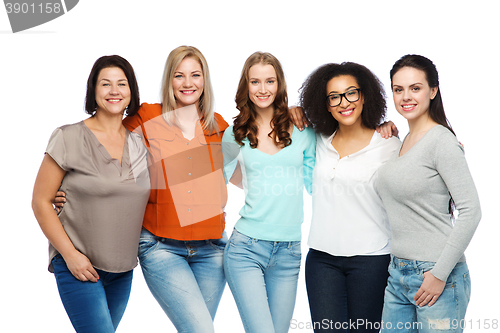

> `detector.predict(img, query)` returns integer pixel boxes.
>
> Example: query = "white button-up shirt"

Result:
[308,131,401,256]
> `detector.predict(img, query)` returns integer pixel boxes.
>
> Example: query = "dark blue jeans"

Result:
[51,254,133,333]
[305,249,390,332]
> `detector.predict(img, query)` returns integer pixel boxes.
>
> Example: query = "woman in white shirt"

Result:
[299,62,400,332]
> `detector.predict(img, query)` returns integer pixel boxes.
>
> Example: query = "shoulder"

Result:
[222,125,235,142]
[53,121,86,138]
[430,125,464,159]
[213,112,229,131]
[138,103,162,118]
[373,131,401,151]
[294,126,315,139]
[293,126,316,145]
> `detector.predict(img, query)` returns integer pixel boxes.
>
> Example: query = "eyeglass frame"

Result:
[326,88,361,107]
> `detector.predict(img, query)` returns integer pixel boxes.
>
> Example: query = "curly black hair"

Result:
[299,62,386,136]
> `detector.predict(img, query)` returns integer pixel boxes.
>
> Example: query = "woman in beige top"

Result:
[32,55,150,333]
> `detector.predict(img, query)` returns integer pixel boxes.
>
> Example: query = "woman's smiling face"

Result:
[326,75,364,128]
[391,66,438,124]
[172,57,204,109]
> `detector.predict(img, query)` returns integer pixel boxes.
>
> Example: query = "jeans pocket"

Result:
[138,237,159,262]
[287,241,302,258]
[209,236,228,252]
[229,229,256,247]
[463,270,471,304]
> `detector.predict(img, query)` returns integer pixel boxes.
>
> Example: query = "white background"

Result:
[1,1,498,332]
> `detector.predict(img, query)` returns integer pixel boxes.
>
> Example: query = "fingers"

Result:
[53,191,66,210]
[413,271,445,307]
[414,288,434,307]
[65,252,100,283]
[289,106,306,131]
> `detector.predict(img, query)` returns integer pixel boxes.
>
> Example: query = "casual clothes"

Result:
[123,103,229,240]
[223,125,316,333]
[305,130,400,332]
[376,125,481,281]
[222,125,316,241]
[376,125,481,332]
[122,103,229,332]
[45,121,150,273]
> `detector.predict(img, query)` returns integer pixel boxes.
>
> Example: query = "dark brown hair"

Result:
[233,52,291,148]
[85,55,140,117]
[390,54,455,135]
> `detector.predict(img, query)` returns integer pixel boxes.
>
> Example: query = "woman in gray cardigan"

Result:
[376,54,481,333]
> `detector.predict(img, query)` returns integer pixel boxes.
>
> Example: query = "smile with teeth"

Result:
[181,90,196,95]
[107,99,122,103]
[256,95,270,100]
[401,104,416,111]
[339,108,354,116]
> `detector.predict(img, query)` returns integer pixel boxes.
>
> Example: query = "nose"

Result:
[258,82,267,93]
[340,95,350,108]
[183,76,193,87]
[109,84,119,95]
[402,89,411,101]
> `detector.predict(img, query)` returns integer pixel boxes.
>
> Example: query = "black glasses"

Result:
[326,88,361,107]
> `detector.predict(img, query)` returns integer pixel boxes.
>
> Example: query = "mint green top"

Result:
[222,126,316,241]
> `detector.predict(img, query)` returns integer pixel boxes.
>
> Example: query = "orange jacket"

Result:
[123,103,229,240]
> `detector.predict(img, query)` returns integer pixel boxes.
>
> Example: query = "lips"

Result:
[401,104,417,112]
[256,95,270,101]
[339,108,354,116]
[180,90,196,95]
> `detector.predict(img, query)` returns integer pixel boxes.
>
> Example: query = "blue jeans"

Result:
[305,249,390,332]
[381,256,471,333]
[138,228,226,333]
[51,254,133,333]
[224,229,302,333]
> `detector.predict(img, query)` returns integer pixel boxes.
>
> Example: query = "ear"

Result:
[430,87,439,100]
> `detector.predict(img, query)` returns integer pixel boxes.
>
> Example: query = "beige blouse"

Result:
[45,121,150,273]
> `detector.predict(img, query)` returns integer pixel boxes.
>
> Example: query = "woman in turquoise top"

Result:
[222,52,316,333]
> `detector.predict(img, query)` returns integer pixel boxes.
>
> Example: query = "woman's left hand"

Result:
[413,271,446,307]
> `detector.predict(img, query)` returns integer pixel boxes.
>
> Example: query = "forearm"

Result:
[32,199,78,258]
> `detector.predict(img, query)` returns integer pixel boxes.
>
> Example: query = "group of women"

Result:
[32,45,481,333]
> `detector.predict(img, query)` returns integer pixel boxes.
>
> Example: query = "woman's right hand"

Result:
[63,250,100,283]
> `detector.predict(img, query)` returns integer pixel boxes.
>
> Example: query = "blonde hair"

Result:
[161,45,218,133]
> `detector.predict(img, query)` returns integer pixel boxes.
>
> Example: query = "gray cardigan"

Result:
[376,125,481,281]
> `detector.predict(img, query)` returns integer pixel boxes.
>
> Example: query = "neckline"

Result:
[398,124,440,158]
[81,121,129,171]
[254,125,296,156]
[328,129,377,159]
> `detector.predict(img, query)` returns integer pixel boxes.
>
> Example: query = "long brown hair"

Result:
[233,52,291,148]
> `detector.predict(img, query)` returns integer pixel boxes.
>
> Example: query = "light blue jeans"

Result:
[381,255,471,333]
[138,228,227,333]
[224,229,302,333]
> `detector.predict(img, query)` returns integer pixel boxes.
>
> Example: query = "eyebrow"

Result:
[174,70,202,74]
[328,86,358,94]
[99,78,128,82]
[393,82,423,87]
[249,76,277,80]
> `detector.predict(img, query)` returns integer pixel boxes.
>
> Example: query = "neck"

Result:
[407,112,437,136]
[255,105,275,128]
[336,121,371,139]
[175,104,200,125]
[90,111,124,134]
